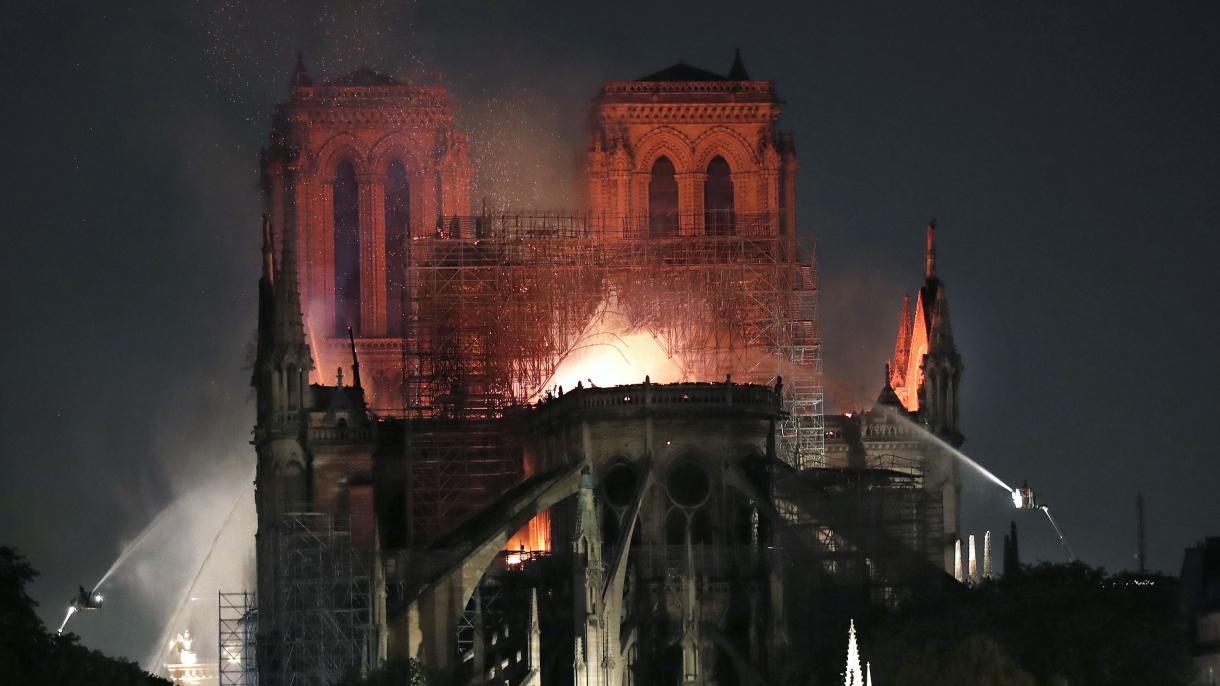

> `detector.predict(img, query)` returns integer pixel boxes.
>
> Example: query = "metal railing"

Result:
[425,211,783,242]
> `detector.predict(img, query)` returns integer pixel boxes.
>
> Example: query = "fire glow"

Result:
[536,298,686,400]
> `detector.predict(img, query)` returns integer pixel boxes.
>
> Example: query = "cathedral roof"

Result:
[636,62,729,82]
[324,66,402,87]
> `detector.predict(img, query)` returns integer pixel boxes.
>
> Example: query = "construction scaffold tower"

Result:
[773,454,945,603]
[399,211,825,538]
[269,513,375,686]
[219,591,258,686]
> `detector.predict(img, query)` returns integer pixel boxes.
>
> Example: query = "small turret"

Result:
[875,363,903,409]
[347,326,362,392]
[728,48,751,80]
[290,51,313,88]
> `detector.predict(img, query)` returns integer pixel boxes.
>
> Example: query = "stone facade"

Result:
[586,56,797,242]
[251,54,966,685]
[261,57,474,408]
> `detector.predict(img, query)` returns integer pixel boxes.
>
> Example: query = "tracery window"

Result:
[384,161,410,336]
[648,156,679,237]
[333,160,361,335]
[704,156,734,235]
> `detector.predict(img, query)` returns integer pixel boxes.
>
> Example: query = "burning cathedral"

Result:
[244,51,965,685]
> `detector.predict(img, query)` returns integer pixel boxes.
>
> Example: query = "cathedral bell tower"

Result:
[586,52,798,243]
[262,54,474,409]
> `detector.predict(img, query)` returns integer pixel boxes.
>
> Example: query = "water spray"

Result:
[889,410,1013,492]
[1040,505,1076,561]
[886,409,1078,563]
[146,484,250,672]
[55,503,181,635]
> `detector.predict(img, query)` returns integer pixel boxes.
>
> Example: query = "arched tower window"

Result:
[648,156,679,238]
[704,156,734,235]
[384,161,411,337]
[333,160,361,335]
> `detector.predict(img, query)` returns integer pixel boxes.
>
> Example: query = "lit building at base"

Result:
[165,630,217,686]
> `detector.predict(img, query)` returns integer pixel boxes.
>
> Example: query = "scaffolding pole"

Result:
[268,513,374,686]
[219,591,258,686]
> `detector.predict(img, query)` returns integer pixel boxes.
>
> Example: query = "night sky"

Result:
[2,0,1218,667]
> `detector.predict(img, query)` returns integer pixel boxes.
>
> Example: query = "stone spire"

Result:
[347,326,362,391]
[728,48,751,80]
[1003,520,1021,577]
[253,214,313,422]
[876,363,903,409]
[572,468,605,685]
[983,531,993,580]
[916,220,962,444]
[273,211,309,358]
[290,50,313,88]
[844,620,864,686]
[678,528,701,684]
[924,219,937,281]
[928,286,956,354]
[254,216,277,380]
[526,587,541,676]
[954,538,963,583]
[261,214,276,285]
[866,662,874,686]
[968,534,978,585]
[892,294,911,383]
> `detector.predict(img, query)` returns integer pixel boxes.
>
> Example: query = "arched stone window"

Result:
[384,161,411,336]
[332,160,361,335]
[704,156,734,235]
[602,509,620,550]
[648,156,679,237]
[281,461,307,511]
[690,509,713,545]
[665,509,687,545]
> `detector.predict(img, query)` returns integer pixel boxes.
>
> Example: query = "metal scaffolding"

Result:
[773,454,945,602]
[408,419,522,543]
[269,513,374,686]
[219,591,258,686]
[399,211,823,469]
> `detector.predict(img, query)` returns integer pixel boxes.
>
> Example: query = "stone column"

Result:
[317,181,336,337]
[781,152,799,254]
[687,172,707,235]
[414,170,439,239]
[291,170,314,317]
[676,172,701,236]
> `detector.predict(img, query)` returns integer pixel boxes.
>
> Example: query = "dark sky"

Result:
[3,0,1218,666]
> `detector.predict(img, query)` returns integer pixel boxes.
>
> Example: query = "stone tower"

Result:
[251,213,313,663]
[586,52,798,242]
[261,54,474,409]
[889,221,964,446]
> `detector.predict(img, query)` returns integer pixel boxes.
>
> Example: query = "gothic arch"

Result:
[632,126,695,173]
[313,133,368,180]
[692,126,757,174]
[369,133,425,176]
